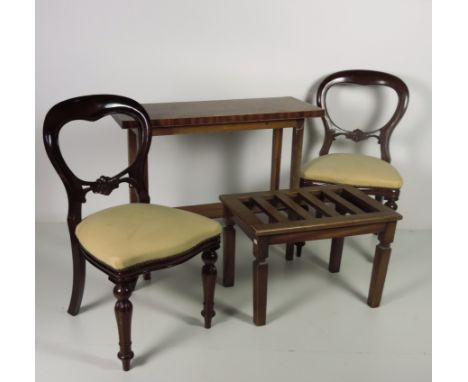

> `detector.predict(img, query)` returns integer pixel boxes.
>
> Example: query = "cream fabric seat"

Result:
[76,203,221,270]
[301,153,403,189]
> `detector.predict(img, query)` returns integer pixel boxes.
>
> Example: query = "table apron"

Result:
[150,119,302,136]
[264,222,388,245]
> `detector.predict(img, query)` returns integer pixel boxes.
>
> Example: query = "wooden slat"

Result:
[341,187,388,212]
[219,197,261,227]
[322,190,364,215]
[274,193,311,220]
[252,197,288,223]
[298,191,339,217]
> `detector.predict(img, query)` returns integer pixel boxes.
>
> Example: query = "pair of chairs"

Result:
[43,70,408,371]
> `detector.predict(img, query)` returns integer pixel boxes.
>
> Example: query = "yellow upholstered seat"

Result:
[76,203,221,270]
[301,153,403,189]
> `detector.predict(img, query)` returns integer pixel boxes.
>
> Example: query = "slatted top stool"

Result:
[220,185,402,326]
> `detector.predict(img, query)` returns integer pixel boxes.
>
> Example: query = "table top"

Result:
[113,96,323,128]
[220,185,402,237]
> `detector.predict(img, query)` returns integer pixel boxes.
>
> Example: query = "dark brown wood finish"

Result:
[114,97,323,129]
[270,128,283,191]
[43,95,220,371]
[113,97,324,218]
[253,241,269,326]
[301,69,409,211]
[220,185,402,325]
[201,250,218,328]
[315,70,408,163]
[368,222,397,307]
[222,216,236,287]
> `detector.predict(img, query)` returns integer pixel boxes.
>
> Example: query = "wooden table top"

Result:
[220,185,402,237]
[113,96,323,128]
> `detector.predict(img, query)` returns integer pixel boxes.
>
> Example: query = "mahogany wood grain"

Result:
[114,97,323,219]
[114,97,323,129]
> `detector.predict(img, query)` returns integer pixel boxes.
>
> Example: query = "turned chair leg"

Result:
[114,281,135,371]
[67,240,86,316]
[201,250,218,329]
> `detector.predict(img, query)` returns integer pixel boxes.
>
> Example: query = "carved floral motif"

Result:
[345,129,369,142]
[91,175,120,195]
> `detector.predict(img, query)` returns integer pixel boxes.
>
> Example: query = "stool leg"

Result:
[253,241,269,326]
[367,223,396,307]
[329,237,344,273]
[222,223,236,287]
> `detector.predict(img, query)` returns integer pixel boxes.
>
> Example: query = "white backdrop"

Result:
[35,0,431,229]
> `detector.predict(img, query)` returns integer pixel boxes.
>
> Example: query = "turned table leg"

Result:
[222,221,236,287]
[367,223,397,307]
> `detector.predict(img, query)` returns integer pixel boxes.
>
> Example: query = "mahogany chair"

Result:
[43,94,221,371]
[292,70,408,258]
[301,70,408,207]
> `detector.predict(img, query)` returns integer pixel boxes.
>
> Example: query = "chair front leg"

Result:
[114,280,136,371]
[201,250,218,329]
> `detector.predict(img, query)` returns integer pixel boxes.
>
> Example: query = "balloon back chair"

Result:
[301,69,409,208]
[43,94,221,371]
[291,70,408,259]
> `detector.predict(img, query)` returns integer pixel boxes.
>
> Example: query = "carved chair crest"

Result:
[43,94,152,225]
[316,70,409,162]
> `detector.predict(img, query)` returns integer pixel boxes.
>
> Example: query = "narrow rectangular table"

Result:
[113,97,323,218]
[220,185,402,326]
